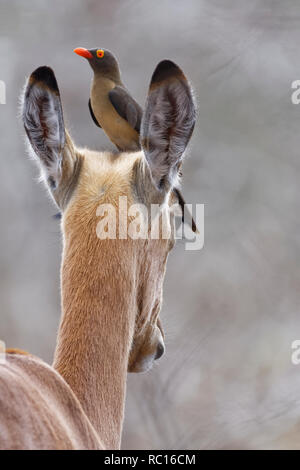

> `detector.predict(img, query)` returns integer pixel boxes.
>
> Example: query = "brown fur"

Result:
[0,147,171,450]
[0,62,195,450]
[53,149,170,448]
[0,354,102,449]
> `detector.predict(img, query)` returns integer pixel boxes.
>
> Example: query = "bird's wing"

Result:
[88,98,102,128]
[109,86,143,133]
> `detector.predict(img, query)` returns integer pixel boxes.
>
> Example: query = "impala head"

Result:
[22,61,195,373]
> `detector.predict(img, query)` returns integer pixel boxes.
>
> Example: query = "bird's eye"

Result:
[96,49,104,58]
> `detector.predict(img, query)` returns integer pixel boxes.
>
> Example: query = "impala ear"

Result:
[140,60,196,192]
[22,66,65,190]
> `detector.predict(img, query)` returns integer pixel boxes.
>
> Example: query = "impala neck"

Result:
[52,233,136,449]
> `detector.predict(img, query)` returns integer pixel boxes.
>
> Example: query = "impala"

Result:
[0,59,196,449]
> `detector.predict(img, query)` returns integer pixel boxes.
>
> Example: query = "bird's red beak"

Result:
[74,47,93,59]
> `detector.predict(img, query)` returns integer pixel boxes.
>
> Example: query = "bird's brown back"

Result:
[91,76,140,151]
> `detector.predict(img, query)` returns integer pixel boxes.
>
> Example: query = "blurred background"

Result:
[1,0,300,449]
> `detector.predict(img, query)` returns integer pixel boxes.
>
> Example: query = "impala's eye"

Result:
[96,49,104,58]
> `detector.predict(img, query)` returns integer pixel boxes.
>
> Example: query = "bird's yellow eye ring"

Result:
[96,49,104,58]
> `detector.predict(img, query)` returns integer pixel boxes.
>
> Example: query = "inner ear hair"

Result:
[22,66,66,189]
[140,59,196,192]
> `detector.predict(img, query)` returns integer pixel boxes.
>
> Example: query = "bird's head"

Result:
[74,47,121,82]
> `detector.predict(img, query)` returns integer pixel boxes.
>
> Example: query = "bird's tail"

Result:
[173,188,198,233]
